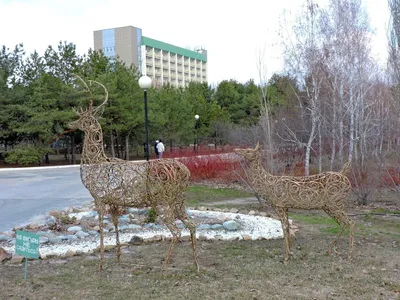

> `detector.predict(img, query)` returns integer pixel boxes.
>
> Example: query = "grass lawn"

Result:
[1,186,399,300]
[186,185,253,206]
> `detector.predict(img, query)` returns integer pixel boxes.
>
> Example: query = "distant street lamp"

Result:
[195,114,199,152]
[139,75,152,161]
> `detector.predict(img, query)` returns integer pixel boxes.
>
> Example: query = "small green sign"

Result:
[15,230,40,259]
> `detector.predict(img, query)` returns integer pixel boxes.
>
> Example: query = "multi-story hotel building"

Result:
[93,25,207,87]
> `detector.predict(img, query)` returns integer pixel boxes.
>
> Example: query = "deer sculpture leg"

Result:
[324,207,355,257]
[275,207,291,264]
[177,209,199,272]
[163,224,181,268]
[109,204,122,262]
[158,206,181,268]
[97,201,106,271]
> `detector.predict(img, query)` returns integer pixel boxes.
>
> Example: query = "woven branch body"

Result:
[235,143,354,263]
[249,157,351,211]
[77,114,191,208]
[81,159,190,209]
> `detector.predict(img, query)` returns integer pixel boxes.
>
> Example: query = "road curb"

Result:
[0,164,81,172]
[0,153,236,172]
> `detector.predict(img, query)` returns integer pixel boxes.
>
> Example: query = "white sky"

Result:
[0,0,390,85]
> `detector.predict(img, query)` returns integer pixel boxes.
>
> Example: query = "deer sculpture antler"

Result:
[72,74,108,114]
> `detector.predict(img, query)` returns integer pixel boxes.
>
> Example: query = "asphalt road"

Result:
[0,166,92,233]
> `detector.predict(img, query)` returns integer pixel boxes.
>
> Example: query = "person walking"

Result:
[156,139,165,159]
[154,140,159,158]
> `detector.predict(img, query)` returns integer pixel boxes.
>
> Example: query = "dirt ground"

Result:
[1,198,399,300]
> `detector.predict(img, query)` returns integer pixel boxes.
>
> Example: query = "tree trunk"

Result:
[348,87,354,162]
[305,78,319,176]
[71,133,76,164]
[330,97,336,171]
[338,83,344,166]
[116,131,121,158]
[110,130,116,158]
[318,121,322,173]
[125,135,130,161]
[305,122,316,176]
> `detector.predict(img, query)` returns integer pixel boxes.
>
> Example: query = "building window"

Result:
[102,29,115,58]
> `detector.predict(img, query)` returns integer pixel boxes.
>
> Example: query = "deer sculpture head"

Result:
[68,75,109,164]
[234,142,262,164]
[68,75,108,132]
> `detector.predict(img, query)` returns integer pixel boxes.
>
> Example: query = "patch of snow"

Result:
[2,210,283,258]
[68,211,91,221]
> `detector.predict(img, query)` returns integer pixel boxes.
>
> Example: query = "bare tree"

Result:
[388,0,400,147]
[317,0,374,166]
[389,0,400,85]
[280,0,324,175]
[256,46,275,171]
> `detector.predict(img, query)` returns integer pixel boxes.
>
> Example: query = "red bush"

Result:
[290,162,306,176]
[179,154,241,183]
[169,146,400,190]
[381,167,400,187]
[348,165,400,189]
[163,145,236,159]
[347,167,369,188]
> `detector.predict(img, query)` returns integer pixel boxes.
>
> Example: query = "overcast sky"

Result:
[0,0,389,85]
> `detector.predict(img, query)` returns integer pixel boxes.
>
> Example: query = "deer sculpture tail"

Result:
[340,160,352,175]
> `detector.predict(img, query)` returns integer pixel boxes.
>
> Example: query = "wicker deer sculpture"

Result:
[235,143,354,263]
[69,76,199,271]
